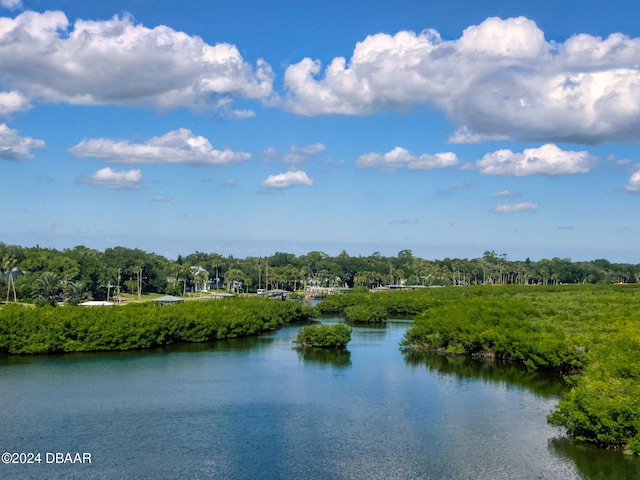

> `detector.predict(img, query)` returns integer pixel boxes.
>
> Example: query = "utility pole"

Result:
[6,270,16,303]
[116,268,121,302]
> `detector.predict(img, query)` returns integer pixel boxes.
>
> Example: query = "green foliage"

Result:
[314,284,640,453]
[63,282,91,306]
[548,323,640,454]
[401,295,584,373]
[314,290,435,317]
[344,304,387,324]
[381,283,640,454]
[33,271,62,306]
[0,297,311,355]
[3,240,640,307]
[294,323,352,349]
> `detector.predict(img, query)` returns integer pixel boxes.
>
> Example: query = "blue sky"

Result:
[2,0,640,262]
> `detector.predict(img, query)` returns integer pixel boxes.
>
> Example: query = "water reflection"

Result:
[548,437,640,480]
[403,349,568,399]
[294,347,352,367]
[3,320,640,479]
[0,335,278,368]
[403,348,640,479]
[344,320,387,329]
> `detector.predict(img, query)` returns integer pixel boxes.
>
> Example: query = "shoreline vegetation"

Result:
[316,285,640,455]
[0,298,311,355]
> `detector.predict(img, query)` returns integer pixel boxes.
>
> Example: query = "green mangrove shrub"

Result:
[0,297,311,354]
[294,323,352,349]
[344,304,387,324]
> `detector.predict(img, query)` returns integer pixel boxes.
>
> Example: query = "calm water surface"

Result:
[1,318,639,479]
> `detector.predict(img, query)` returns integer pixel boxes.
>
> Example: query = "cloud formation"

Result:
[476,144,596,176]
[493,202,538,213]
[357,147,458,171]
[0,123,45,160]
[69,128,250,166]
[261,170,313,189]
[261,143,326,164]
[79,167,144,189]
[284,16,640,144]
[0,11,274,111]
[625,169,640,193]
[0,0,21,10]
[0,90,30,118]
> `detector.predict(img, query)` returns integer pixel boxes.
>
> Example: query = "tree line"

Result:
[1,242,639,304]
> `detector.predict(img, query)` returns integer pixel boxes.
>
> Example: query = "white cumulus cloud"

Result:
[284,16,640,143]
[357,147,458,171]
[261,170,313,189]
[0,11,274,111]
[0,90,30,118]
[493,202,538,213]
[625,170,640,193]
[79,167,144,189]
[69,128,251,166]
[0,123,45,160]
[476,144,597,176]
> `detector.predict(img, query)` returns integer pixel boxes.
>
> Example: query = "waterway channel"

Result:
[1,318,639,479]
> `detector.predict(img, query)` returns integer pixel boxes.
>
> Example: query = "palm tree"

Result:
[33,271,61,306]
[225,268,245,293]
[64,281,90,305]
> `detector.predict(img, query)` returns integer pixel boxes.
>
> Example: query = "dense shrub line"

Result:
[0,298,311,354]
[343,304,387,324]
[314,289,439,317]
[401,296,585,373]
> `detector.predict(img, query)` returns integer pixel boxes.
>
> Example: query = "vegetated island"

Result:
[294,323,352,349]
[314,285,640,455]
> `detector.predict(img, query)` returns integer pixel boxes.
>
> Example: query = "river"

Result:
[1,318,638,479]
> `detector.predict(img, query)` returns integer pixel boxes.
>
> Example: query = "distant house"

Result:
[190,266,213,292]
